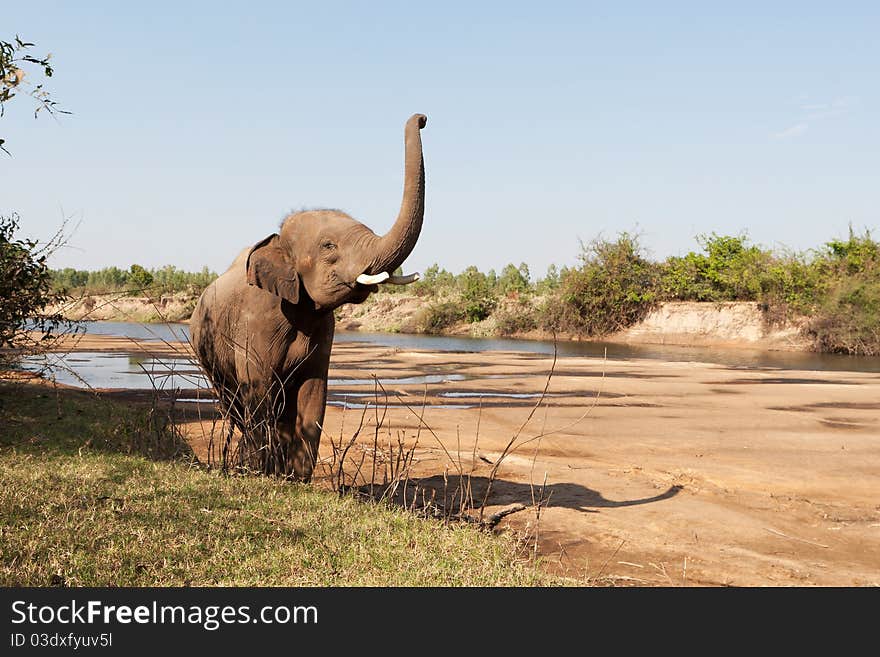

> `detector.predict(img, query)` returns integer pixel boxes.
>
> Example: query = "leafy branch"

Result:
[1,34,70,155]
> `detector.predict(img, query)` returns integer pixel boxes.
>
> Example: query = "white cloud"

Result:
[774,122,808,139]
[774,96,858,140]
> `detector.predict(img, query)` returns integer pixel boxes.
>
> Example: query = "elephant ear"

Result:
[246,234,300,304]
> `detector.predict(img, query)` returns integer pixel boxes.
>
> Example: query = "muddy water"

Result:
[22,320,880,390]
[334,330,880,372]
[22,351,209,390]
[80,321,880,370]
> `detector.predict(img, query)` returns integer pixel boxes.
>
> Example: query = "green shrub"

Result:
[127,264,153,296]
[497,262,531,297]
[535,264,563,295]
[417,301,465,334]
[759,253,825,319]
[0,214,70,367]
[823,228,880,274]
[411,263,456,297]
[806,277,880,355]
[551,233,659,336]
[660,233,772,302]
[456,266,498,322]
[494,305,538,336]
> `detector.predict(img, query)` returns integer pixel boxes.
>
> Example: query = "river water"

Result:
[20,320,880,391]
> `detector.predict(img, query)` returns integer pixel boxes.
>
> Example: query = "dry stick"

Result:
[373,376,463,477]
[335,401,371,493]
[391,431,402,487]
[649,561,675,585]
[456,424,465,515]
[411,385,429,509]
[765,527,830,549]
[385,429,418,506]
[477,342,559,522]
[352,449,368,490]
[531,472,551,561]
[389,391,462,478]
[316,390,349,483]
[593,539,626,584]
[484,503,528,529]
[465,395,484,513]
[401,421,421,510]
[507,346,607,453]
[370,378,380,499]
[524,360,556,552]
[479,345,607,486]
[442,465,449,520]
[369,375,390,498]
[384,392,395,491]
[336,379,432,508]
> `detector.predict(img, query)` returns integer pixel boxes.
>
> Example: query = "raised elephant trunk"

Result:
[368,113,427,275]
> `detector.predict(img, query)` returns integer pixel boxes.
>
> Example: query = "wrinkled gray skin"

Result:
[190,114,427,481]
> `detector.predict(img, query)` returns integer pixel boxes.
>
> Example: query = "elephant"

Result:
[189,113,427,481]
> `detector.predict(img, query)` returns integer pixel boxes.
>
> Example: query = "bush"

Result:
[494,306,538,336]
[411,263,455,297]
[759,252,825,320]
[127,264,154,296]
[417,301,465,334]
[497,262,531,297]
[456,266,498,322]
[551,233,659,336]
[535,264,564,295]
[806,278,880,356]
[0,213,72,368]
[660,233,772,302]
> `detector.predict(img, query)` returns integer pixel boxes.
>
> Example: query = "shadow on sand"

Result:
[358,474,682,516]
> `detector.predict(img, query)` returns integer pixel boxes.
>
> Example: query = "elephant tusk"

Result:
[385,272,420,285]
[356,272,390,285]
[355,272,421,286]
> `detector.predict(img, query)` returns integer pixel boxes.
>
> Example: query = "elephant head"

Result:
[246,113,427,311]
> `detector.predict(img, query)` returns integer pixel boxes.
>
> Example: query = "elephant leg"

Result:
[277,377,327,482]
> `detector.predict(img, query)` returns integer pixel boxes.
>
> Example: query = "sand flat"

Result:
[49,333,880,586]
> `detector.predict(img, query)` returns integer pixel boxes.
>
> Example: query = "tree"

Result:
[127,264,154,296]
[554,232,659,336]
[1,35,68,155]
[498,262,530,296]
[456,266,497,322]
[1,36,74,373]
[0,213,70,369]
[535,264,560,294]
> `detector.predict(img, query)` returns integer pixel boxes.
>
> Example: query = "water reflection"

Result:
[334,330,880,372]
[26,321,880,381]
[21,351,209,390]
[329,374,467,386]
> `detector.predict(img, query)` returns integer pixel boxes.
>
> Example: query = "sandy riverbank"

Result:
[52,292,811,352]
[41,332,880,586]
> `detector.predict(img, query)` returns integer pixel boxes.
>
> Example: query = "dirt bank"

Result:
[615,301,809,350]
[53,292,809,351]
[340,295,809,351]
[48,292,196,323]
[48,333,880,586]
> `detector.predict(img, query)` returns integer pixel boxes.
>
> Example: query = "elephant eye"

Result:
[320,240,339,263]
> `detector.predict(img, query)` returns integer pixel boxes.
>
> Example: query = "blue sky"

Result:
[2,2,878,277]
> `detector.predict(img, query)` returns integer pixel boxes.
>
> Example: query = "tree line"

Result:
[50,265,218,296]
[393,229,879,356]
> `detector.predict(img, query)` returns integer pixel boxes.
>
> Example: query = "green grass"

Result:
[0,382,549,586]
